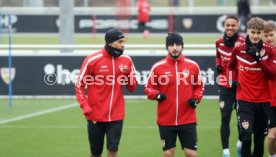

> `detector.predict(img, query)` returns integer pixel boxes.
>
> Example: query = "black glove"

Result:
[231,80,239,90]
[188,98,198,108]
[247,46,261,62]
[216,65,223,74]
[155,93,166,103]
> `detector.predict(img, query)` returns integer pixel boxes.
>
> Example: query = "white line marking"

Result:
[0,125,223,129]
[0,103,78,125]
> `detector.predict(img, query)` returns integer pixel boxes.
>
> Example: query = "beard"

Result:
[169,50,182,59]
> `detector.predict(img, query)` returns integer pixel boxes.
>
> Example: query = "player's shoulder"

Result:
[86,51,103,61]
[215,38,224,45]
[234,43,246,49]
[152,58,167,69]
[184,57,200,68]
[263,43,274,50]
[120,54,133,61]
[235,35,245,46]
[237,34,245,41]
[83,51,103,66]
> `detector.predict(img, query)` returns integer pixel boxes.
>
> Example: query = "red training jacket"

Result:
[75,48,138,122]
[215,35,245,88]
[137,0,150,22]
[270,47,276,107]
[145,55,204,126]
[229,43,276,103]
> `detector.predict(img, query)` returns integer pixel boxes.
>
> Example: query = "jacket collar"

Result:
[102,47,113,58]
[165,54,185,64]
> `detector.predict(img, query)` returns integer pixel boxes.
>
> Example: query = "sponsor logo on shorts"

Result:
[220,101,225,109]
[160,139,165,148]
[242,121,249,130]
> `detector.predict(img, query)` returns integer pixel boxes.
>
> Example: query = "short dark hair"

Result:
[166,32,183,48]
[225,15,239,23]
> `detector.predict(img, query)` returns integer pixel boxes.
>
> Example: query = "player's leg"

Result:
[158,125,177,157]
[106,120,123,157]
[178,123,197,157]
[253,102,270,157]
[235,100,242,157]
[268,128,276,157]
[237,100,255,157]
[219,94,235,156]
[268,107,276,156]
[87,121,105,157]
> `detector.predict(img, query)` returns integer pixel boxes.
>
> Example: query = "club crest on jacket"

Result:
[119,64,129,73]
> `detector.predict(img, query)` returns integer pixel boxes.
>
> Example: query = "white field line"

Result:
[0,103,78,125]
[0,125,222,129]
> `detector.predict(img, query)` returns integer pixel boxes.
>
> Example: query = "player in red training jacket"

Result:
[145,32,204,157]
[229,17,276,157]
[262,20,276,157]
[137,0,150,32]
[215,15,245,157]
[75,28,138,157]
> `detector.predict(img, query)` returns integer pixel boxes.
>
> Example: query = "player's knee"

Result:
[90,154,102,157]
[267,132,276,142]
[221,112,231,123]
[163,148,175,157]
[107,148,118,153]
[186,151,197,157]
[241,133,251,145]
[107,143,119,153]
[91,147,103,157]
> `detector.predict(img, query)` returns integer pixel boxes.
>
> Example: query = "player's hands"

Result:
[231,80,239,90]
[216,65,223,74]
[82,105,92,116]
[155,93,166,103]
[188,98,198,108]
[247,46,261,62]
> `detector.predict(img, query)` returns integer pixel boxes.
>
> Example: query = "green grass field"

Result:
[0,98,253,157]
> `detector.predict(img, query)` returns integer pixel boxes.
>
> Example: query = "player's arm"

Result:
[192,65,204,103]
[125,59,138,92]
[258,49,276,80]
[75,57,92,115]
[228,46,238,70]
[215,41,222,66]
[144,67,159,100]
[215,42,223,73]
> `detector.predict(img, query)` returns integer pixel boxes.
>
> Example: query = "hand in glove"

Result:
[188,98,198,108]
[247,46,261,62]
[156,93,166,103]
[216,65,223,74]
[231,80,239,90]
[82,105,92,116]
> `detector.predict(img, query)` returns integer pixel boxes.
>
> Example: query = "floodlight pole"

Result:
[59,0,74,52]
[168,0,174,32]
[8,15,12,108]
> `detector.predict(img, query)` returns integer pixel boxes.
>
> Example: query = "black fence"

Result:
[0,54,217,96]
[1,14,276,33]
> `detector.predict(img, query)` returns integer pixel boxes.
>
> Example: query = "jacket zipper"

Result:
[175,61,178,125]
[109,57,115,122]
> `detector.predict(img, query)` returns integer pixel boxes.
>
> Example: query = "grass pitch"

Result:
[0,98,254,157]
